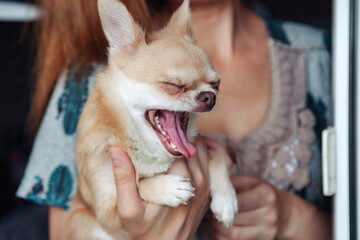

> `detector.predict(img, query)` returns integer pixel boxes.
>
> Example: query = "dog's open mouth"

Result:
[145,110,197,159]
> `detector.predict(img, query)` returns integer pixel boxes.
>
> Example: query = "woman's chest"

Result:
[197,55,271,143]
[199,41,317,192]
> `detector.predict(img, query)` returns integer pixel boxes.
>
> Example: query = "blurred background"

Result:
[0,0,331,237]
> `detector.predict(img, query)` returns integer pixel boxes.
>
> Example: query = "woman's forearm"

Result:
[278,192,331,240]
[49,206,68,240]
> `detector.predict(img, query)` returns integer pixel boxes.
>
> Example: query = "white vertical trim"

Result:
[333,0,350,239]
[322,127,336,196]
[355,0,360,238]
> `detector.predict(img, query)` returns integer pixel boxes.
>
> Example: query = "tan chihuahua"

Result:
[65,0,237,239]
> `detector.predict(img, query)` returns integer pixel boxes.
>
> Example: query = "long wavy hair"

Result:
[29,0,152,136]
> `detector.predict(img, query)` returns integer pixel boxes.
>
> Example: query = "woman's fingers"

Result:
[202,136,233,168]
[167,157,191,178]
[212,175,284,240]
[236,183,274,212]
[194,136,209,171]
[110,147,144,220]
[187,137,209,188]
[213,221,265,240]
[202,136,222,150]
[167,137,210,189]
[233,206,275,225]
[231,174,260,192]
[212,219,232,237]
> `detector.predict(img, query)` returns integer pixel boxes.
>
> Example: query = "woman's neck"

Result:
[153,0,267,62]
[189,0,267,61]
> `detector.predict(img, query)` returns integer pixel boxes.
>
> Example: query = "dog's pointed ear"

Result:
[167,0,193,38]
[98,0,145,55]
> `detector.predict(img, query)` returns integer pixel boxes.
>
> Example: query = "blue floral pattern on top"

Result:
[57,72,89,135]
[26,176,44,205]
[26,166,73,210]
[47,165,73,209]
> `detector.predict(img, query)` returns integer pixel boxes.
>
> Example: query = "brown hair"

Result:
[29,0,151,136]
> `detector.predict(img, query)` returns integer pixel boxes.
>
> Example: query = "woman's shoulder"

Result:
[282,21,329,49]
[265,18,332,120]
[266,18,330,51]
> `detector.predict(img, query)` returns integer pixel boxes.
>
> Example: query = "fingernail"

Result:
[110,149,123,166]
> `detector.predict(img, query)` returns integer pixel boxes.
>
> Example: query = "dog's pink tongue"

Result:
[160,111,197,158]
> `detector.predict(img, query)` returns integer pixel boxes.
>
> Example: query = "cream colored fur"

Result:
[65,0,237,239]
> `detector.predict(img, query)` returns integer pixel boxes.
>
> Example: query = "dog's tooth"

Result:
[170,143,177,149]
[155,116,159,123]
[161,130,166,135]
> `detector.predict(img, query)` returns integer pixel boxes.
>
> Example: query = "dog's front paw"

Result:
[160,175,195,207]
[138,174,195,207]
[210,190,238,228]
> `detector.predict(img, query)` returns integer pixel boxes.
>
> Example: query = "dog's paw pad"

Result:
[210,192,238,228]
[160,175,195,207]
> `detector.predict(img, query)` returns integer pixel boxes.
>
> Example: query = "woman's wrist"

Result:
[276,190,330,240]
[274,189,291,239]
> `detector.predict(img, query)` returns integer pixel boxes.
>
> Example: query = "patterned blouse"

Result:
[16,19,332,211]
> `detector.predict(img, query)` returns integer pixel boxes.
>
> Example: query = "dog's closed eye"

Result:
[210,79,220,91]
[160,81,187,95]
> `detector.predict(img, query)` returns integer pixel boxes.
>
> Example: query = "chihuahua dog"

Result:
[65,0,237,239]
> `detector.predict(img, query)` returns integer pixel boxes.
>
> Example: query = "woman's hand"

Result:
[110,136,211,240]
[212,175,288,240]
[213,175,331,240]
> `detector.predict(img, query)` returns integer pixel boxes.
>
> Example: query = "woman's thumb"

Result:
[110,147,143,219]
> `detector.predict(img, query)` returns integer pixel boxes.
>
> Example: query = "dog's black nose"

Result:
[195,91,216,112]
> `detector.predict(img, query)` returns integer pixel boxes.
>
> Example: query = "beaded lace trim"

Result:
[227,40,316,191]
